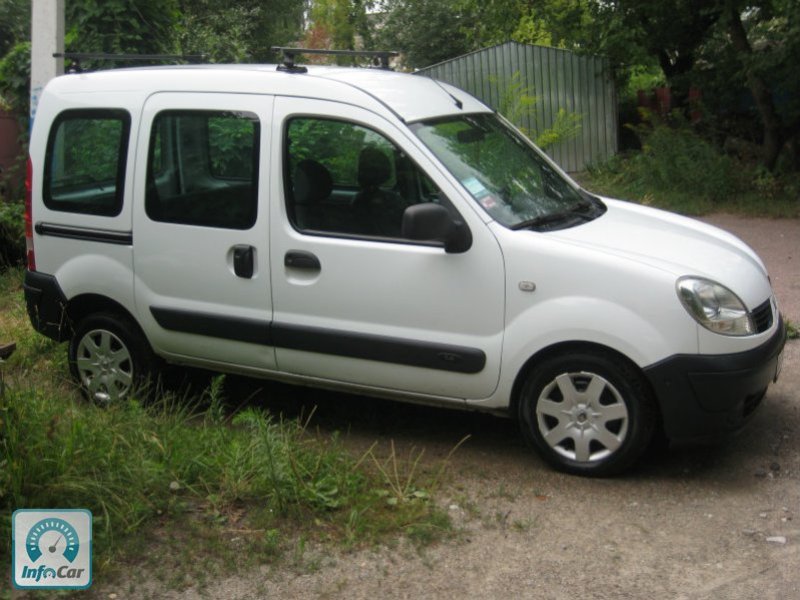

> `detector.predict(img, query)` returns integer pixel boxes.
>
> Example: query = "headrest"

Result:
[357,147,391,188]
[293,159,333,205]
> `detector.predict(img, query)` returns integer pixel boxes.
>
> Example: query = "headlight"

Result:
[677,276,755,336]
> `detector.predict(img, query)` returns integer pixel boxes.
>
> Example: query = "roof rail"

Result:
[271,47,399,74]
[53,53,207,74]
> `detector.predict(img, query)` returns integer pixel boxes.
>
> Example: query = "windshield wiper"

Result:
[510,200,595,231]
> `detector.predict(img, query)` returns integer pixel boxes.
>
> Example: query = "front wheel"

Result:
[68,313,156,404]
[518,350,656,476]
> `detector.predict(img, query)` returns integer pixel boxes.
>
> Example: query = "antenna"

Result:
[271,47,399,73]
[431,78,464,110]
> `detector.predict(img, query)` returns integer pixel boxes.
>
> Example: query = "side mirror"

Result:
[401,203,472,254]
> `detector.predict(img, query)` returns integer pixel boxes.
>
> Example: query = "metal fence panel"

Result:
[417,42,617,172]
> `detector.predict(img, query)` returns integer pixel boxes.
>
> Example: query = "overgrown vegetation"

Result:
[583,115,800,217]
[0,268,454,584]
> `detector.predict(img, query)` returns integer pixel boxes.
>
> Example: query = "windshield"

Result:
[410,113,601,229]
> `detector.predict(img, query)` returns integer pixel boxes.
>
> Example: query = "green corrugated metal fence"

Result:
[417,42,617,172]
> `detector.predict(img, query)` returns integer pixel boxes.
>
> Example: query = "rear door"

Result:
[133,93,276,371]
[268,98,505,400]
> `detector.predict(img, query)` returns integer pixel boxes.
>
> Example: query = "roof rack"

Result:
[54,53,207,74]
[271,47,399,74]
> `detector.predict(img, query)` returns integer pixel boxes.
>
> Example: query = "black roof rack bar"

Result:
[54,53,207,73]
[271,47,399,73]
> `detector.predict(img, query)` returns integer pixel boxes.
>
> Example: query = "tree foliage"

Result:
[376,0,476,68]
[65,0,181,56]
[299,0,378,66]
[177,0,305,62]
[0,0,29,58]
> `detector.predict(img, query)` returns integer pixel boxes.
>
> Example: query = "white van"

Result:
[23,54,786,475]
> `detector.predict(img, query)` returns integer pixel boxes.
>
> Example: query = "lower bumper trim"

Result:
[644,316,786,442]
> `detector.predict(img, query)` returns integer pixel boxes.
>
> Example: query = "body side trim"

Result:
[149,307,486,374]
[35,222,133,246]
[149,307,272,345]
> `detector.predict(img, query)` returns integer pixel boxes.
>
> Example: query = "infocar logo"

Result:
[12,509,92,589]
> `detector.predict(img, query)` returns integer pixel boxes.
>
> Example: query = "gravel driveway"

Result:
[105,214,800,599]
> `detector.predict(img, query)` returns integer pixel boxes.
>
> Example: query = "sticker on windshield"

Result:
[480,195,497,209]
[462,176,489,198]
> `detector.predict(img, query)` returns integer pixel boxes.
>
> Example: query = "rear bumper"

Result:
[23,270,69,342]
[644,316,786,442]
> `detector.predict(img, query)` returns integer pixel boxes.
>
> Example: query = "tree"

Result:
[718,1,800,170]
[303,0,373,62]
[596,1,722,87]
[377,0,476,69]
[177,0,305,62]
[0,0,29,58]
[65,0,181,59]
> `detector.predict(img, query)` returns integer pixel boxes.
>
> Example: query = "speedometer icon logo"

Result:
[26,518,81,563]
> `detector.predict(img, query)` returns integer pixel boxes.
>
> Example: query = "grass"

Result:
[580,119,800,218]
[0,267,455,588]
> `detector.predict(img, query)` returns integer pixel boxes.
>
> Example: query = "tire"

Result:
[68,312,157,404]
[518,349,656,476]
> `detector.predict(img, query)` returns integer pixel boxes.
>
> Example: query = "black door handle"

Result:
[285,250,321,270]
[233,245,255,278]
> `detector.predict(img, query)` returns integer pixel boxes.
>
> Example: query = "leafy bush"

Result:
[588,114,742,214]
[0,41,30,119]
[584,114,800,216]
[623,116,737,201]
[0,199,24,267]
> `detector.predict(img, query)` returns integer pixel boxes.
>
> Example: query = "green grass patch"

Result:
[0,267,455,586]
[580,121,800,218]
[787,320,799,341]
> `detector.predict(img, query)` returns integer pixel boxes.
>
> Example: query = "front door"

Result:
[268,98,505,400]
[133,93,276,371]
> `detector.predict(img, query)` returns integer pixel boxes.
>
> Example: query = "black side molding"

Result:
[150,307,486,374]
[150,307,272,346]
[272,322,486,374]
[35,222,133,245]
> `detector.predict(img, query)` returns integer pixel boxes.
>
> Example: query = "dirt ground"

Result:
[92,215,800,598]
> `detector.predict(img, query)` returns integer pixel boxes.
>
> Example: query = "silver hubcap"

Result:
[536,371,629,463]
[75,329,133,403]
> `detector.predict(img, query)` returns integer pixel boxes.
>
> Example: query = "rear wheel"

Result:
[518,349,656,476]
[68,313,156,404]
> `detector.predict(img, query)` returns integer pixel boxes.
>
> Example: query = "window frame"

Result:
[43,108,131,217]
[145,109,261,230]
[282,115,458,245]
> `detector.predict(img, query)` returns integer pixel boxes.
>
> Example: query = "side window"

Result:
[285,117,444,239]
[43,109,130,216]
[146,110,259,230]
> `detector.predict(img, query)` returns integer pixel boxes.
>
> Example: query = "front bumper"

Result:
[644,315,787,442]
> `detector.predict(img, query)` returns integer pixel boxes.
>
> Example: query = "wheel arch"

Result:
[509,340,663,430]
[66,294,150,347]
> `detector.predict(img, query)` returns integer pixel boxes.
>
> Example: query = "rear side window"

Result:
[43,109,130,216]
[145,110,259,230]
